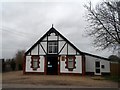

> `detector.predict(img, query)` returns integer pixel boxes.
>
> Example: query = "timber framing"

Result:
[24,26,110,76]
[25,27,83,56]
[25,27,110,61]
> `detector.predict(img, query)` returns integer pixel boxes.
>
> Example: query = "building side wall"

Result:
[101,60,110,73]
[85,55,110,73]
[60,56,82,74]
[85,55,95,72]
[25,56,44,72]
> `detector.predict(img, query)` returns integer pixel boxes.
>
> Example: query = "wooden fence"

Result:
[110,63,120,76]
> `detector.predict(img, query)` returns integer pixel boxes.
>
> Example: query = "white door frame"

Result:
[95,61,101,75]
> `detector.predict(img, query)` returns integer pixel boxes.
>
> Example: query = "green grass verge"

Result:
[104,75,120,82]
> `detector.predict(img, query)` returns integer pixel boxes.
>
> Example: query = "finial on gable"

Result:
[52,24,53,28]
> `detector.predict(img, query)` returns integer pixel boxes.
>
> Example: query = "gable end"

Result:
[25,27,83,55]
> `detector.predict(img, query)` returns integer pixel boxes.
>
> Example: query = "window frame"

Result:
[48,41,58,54]
[95,61,100,68]
[68,57,74,69]
[31,55,40,70]
[101,65,105,69]
[65,56,76,71]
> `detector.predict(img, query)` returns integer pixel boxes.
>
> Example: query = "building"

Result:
[23,26,110,76]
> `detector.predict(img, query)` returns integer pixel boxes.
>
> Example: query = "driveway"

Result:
[2,71,119,88]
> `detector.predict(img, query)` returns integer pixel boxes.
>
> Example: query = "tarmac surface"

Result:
[2,84,119,90]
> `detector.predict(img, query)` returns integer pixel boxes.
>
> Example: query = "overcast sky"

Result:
[1,0,113,59]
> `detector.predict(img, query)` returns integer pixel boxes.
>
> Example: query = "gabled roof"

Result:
[82,52,110,61]
[25,27,83,55]
[25,26,110,61]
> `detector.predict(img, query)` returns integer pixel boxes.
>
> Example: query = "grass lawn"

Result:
[104,75,120,82]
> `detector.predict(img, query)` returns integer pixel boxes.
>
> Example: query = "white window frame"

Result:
[48,41,58,54]
[95,61,101,75]
[33,59,38,69]
[31,55,40,70]
[68,57,74,69]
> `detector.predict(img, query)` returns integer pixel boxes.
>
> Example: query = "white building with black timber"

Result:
[23,26,110,76]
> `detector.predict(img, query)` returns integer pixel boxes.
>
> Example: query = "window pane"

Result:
[101,65,105,68]
[96,69,100,73]
[53,46,57,53]
[96,62,100,67]
[49,42,52,45]
[54,42,57,45]
[68,58,73,68]
[34,59,37,62]
[48,42,58,53]
[49,46,52,53]
[33,59,38,68]
[55,46,58,53]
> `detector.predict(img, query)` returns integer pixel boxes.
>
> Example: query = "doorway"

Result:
[95,61,101,75]
[47,55,58,75]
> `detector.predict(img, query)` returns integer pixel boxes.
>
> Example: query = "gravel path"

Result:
[2,71,119,88]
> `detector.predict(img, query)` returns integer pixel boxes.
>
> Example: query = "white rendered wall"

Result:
[25,56,44,72]
[43,37,47,41]
[59,41,67,54]
[41,42,47,53]
[30,43,46,55]
[101,60,110,72]
[59,36,64,40]
[68,44,76,54]
[48,35,57,40]
[59,41,77,55]
[85,55,110,73]
[85,55,95,72]
[31,45,38,55]
[27,52,30,55]
[59,41,66,53]
[39,44,46,55]
[60,56,82,74]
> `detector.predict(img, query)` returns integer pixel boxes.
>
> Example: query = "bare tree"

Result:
[15,50,25,70]
[84,1,120,56]
[109,55,120,63]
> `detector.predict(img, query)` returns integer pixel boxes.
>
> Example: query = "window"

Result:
[48,41,58,53]
[101,65,105,69]
[65,56,76,71]
[33,59,38,69]
[95,62,100,67]
[31,56,40,70]
[96,69,100,73]
[68,57,74,69]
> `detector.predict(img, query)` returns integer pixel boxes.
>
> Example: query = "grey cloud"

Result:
[2,1,112,59]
